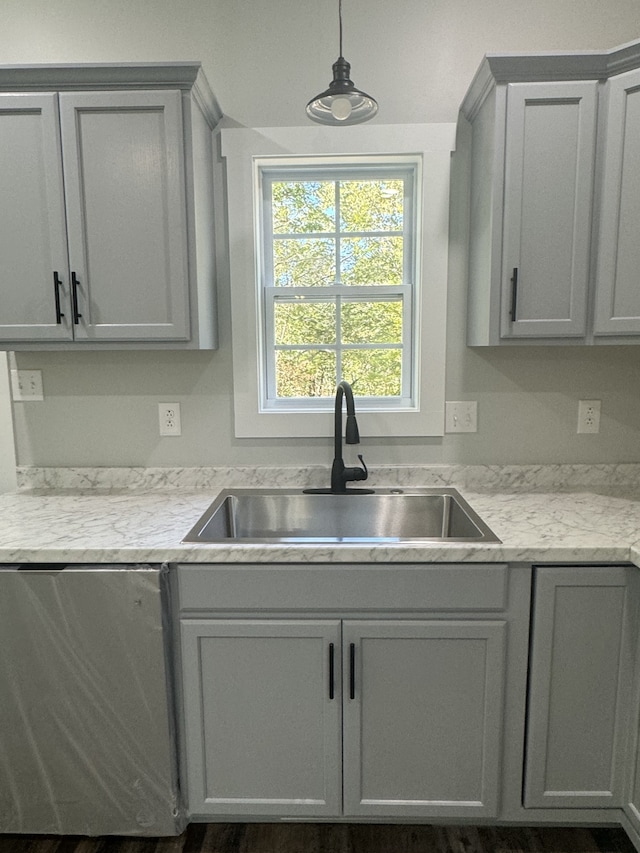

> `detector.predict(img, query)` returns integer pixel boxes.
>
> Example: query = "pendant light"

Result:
[306,0,378,126]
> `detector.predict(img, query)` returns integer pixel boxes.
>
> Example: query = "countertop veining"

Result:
[2,464,640,565]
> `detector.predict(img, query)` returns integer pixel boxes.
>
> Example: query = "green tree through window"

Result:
[261,164,417,404]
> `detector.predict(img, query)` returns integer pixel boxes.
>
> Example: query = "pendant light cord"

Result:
[338,0,343,58]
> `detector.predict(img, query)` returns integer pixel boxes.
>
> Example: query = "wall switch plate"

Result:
[10,369,44,401]
[158,402,181,436]
[577,399,601,434]
[445,401,477,433]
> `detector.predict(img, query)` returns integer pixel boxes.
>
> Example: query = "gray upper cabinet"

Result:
[0,93,70,342]
[501,82,596,339]
[0,64,221,349]
[594,68,640,336]
[462,40,640,346]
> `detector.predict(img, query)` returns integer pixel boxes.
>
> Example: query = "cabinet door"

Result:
[594,69,640,335]
[342,619,506,818]
[180,619,342,817]
[525,566,636,808]
[0,93,72,341]
[59,90,190,341]
[501,82,597,338]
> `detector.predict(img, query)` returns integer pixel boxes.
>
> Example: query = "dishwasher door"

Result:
[0,564,182,836]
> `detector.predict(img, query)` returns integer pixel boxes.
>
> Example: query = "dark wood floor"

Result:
[0,824,637,853]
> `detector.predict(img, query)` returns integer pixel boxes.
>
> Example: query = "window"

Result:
[221,124,455,438]
[258,160,418,409]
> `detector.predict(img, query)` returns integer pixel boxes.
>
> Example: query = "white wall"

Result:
[5,0,640,468]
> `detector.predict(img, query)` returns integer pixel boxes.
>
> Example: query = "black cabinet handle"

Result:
[53,271,64,324]
[509,267,518,322]
[329,643,335,700]
[71,271,82,324]
[349,642,356,700]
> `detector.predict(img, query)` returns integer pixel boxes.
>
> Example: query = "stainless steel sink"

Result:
[182,488,500,544]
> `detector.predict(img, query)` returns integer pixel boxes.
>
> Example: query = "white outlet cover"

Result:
[445,401,477,433]
[577,399,601,434]
[10,369,44,401]
[158,402,182,436]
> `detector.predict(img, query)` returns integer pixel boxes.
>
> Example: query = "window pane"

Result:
[272,181,335,234]
[340,180,404,232]
[342,349,402,396]
[276,350,336,397]
[341,236,403,285]
[274,238,335,286]
[342,301,402,344]
[275,301,336,345]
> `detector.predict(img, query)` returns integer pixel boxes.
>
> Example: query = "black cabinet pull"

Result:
[53,271,64,324]
[329,643,335,700]
[71,271,82,324]
[349,642,356,700]
[509,267,519,322]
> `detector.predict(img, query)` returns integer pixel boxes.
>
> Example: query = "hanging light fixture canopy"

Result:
[306,0,378,126]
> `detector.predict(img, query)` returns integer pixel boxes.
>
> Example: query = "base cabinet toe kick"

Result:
[173,561,640,850]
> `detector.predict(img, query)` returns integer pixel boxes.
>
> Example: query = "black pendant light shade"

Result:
[306,0,378,126]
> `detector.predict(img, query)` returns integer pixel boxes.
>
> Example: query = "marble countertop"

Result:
[2,465,640,566]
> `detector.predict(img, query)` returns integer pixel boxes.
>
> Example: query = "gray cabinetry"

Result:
[524,565,637,808]
[463,71,597,345]
[462,40,640,346]
[594,68,640,336]
[177,563,527,821]
[501,83,596,339]
[0,64,220,349]
[180,619,342,818]
[0,94,70,342]
[342,619,505,818]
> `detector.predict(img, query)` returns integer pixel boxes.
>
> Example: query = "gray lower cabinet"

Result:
[524,565,638,808]
[342,619,506,818]
[180,616,507,819]
[180,619,343,818]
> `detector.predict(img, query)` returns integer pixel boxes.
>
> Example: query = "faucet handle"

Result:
[355,454,368,481]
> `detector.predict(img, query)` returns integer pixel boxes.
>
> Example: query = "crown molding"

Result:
[460,37,640,120]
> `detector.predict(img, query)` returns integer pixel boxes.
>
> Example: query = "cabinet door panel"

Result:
[501,82,597,338]
[525,566,635,808]
[181,619,342,817]
[0,93,71,341]
[59,90,190,341]
[343,620,506,818]
[595,69,640,334]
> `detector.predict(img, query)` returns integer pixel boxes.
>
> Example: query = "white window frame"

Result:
[221,124,456,438]
[259,158,418,410]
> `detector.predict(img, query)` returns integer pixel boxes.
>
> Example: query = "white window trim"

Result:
[221,124,456,438]
[259,157,418,410]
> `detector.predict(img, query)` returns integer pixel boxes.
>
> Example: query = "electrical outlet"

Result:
[445,401,478,433]
[158,402,181,436]
[10,369,44,401]
[577,399,601,434]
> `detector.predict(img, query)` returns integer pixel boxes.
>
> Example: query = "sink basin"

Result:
[182,488,500,544]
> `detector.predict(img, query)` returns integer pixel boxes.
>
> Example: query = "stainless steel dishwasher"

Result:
[0,563,183,836]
